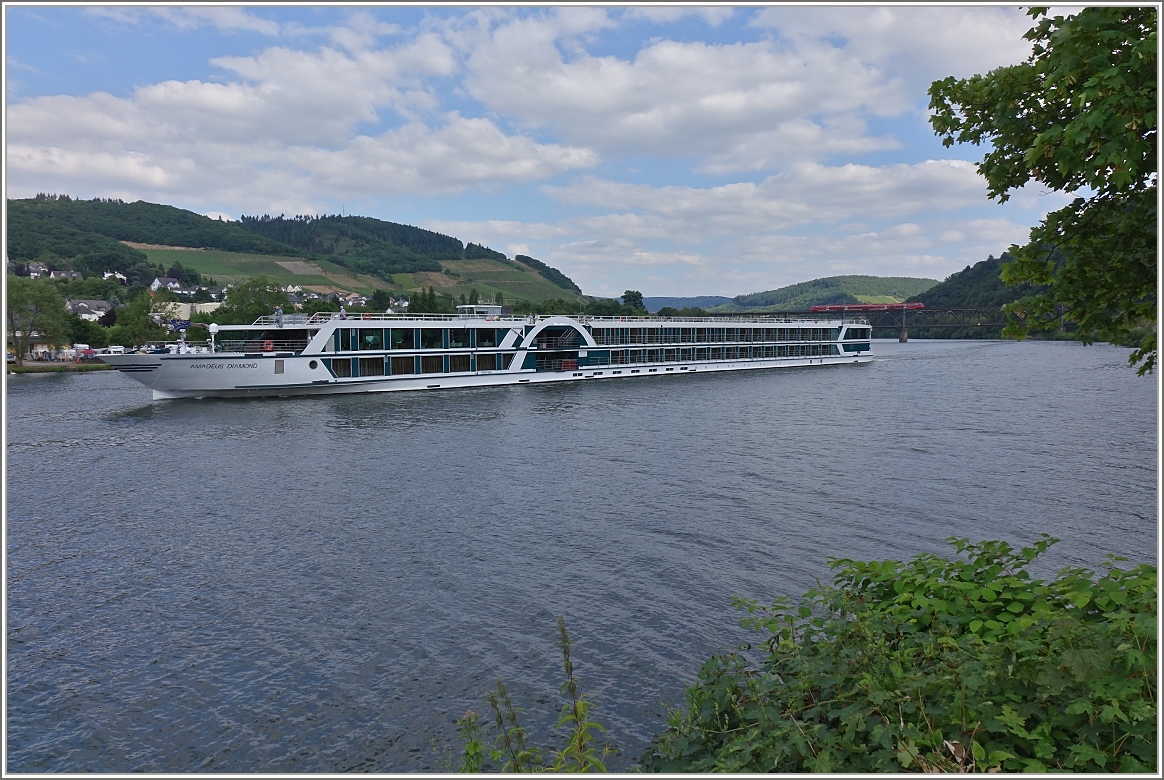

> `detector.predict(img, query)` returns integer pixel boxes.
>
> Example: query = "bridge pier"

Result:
[899,328,908,342]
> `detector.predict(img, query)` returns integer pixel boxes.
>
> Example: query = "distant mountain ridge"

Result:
[711,275,940,311]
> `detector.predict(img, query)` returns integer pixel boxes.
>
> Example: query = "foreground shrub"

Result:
[640,537,1156,772]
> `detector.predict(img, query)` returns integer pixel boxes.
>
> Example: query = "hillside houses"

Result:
[66,299,114,322]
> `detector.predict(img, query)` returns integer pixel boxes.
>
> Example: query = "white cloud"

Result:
[750,6,1033,81]
[463,18,903,168]
[621,7,734,27]
[86,7,282,36]
[544,159,988,239]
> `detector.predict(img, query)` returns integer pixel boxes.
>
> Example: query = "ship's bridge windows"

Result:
[476,328,498,348]
[449,329,469,348]
[360,329,384,350]
[420,329,443,350]
[390,328,414,350]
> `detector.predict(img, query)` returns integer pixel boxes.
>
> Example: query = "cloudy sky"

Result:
[6,5,1075,297]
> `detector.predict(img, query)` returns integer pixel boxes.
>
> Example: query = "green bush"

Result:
[640,537,1156,773]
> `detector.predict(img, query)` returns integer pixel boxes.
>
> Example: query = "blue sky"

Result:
[5,5,1074,297]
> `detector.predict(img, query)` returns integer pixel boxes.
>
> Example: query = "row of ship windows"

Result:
[330,325,873,352]
[601,344,843,363]
[331,353,517,377]
[591,326,870,344]
[336,328,509,352]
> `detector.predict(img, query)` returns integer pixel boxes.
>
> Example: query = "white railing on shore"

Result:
[249,313,870,327]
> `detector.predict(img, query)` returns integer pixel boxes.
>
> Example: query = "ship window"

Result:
[390,328,414,350]
[359,357,385,376]
[332,357,353,377]
[421,355,443,373]
[476,328,497,348]
[274,359,285,374]
[360,329,384,350]
[501,354,515,369]
[390,356,414,374]
[420,329,443,349]
[448,329,469,348]
[339,329,351,351]
[450,354,471,372]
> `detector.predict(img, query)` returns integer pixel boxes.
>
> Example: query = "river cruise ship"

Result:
[101,305,872,399]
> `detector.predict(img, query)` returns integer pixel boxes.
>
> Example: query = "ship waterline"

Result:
[102,307,873,399]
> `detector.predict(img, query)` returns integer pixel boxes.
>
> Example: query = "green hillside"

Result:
[711,275,940,311]
[903,253,1049,338]
[6,195,585,303]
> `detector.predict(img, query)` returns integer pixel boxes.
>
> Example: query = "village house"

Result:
[103,271,128,284]
[65,299,114,322]
[149,277,183,293]
[49,270,83,281]
[27,262,49,278]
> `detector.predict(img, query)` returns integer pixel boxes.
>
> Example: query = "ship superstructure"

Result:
[101,305,873,399]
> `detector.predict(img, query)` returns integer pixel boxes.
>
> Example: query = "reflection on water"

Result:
[6,340,1157,772]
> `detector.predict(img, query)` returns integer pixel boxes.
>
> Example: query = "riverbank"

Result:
[7,361,114,374]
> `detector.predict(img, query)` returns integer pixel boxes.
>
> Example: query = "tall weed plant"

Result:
[640,536,1156,772]
[452,617,612,773]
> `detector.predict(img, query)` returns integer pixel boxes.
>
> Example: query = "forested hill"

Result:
[10,196,295,255]
[237,214,460,276]
[712,275,939,311]
[6,195,583,298]
[906,253,1047,307]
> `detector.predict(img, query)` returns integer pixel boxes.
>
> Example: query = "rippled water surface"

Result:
[6,340,1157,772]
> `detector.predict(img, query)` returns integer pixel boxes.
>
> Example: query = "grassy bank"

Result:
[7,362,115,373]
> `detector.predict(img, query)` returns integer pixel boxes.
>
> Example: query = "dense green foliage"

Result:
[903,253,1049,338]
[640,537,1156,772]
[238,214,461,278]
[514,255,582,294]
[719,276,939,311]
[656,307,708,317]
[10,194,292,255]
[210,276,290,325]
[6,275,70,365]
[464,242,508,262]
[930,7,1157,373]
[407,286,456,314]
[7,200,160,285]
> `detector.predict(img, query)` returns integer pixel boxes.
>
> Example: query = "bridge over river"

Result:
[707,306,1007,341]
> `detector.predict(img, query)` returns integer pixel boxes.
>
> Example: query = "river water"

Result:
[6,339,1157,772]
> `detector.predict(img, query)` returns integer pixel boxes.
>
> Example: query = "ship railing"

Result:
[214,339,307,354]
[535,358,580,372]
[132,339,215,354]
